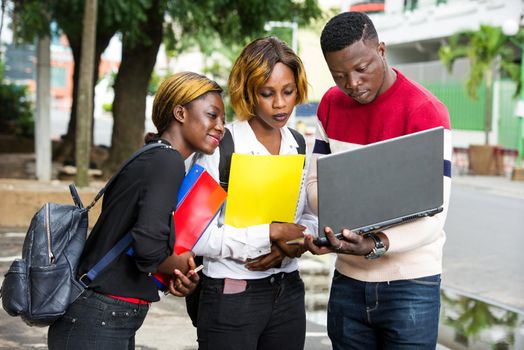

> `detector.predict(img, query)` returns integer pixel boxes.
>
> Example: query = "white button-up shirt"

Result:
[192,120,318,279]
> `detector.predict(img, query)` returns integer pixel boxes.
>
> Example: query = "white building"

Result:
[322,0,521,168]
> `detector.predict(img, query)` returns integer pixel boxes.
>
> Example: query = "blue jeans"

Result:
[197,271,306,350]
[48,290,149,350]
[328,271,441,350]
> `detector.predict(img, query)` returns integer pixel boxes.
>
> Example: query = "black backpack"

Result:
[0,142,168,326]
[185,127,306,326]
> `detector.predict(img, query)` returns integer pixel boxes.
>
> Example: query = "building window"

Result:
[51,67,66,88]
[404,0,418,11]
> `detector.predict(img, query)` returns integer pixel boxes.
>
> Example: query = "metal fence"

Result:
[497,80,519,150]
[396,59,520,149]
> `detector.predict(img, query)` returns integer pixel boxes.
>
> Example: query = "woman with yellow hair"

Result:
[192,37,317,350]
[48,72,225,350]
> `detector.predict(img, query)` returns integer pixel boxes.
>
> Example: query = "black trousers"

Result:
[197,271,306,350]
[48,290,149,350]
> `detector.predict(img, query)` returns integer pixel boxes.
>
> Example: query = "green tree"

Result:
[8,0,321,174]
[439,25,521,144]
[441,290,518,346]
[9,0,154,162]
[104,0,321,173]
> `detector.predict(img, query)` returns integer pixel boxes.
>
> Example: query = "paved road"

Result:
[1,179,523,348]
[443,184,524,312]
[0,229,331,350]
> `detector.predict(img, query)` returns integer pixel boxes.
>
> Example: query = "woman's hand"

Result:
[168,255,200,297]
[268,222,306,258]
[158,250,194,275]
[269,223,306,242]
[274,239,306,258]
[245,245,285,271]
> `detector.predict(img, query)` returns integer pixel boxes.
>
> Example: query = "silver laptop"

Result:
[315,127,444,246]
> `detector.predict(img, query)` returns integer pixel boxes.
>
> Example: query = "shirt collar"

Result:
[230,120,299,155]
[146,138,172,146]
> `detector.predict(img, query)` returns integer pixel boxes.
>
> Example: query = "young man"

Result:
[303,12,451,349]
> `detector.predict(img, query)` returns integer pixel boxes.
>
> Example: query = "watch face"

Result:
[375,246,386,256]
[365,233,386,259]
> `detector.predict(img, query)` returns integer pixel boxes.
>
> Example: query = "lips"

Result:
[350,90,368,99]
[273,113,289,122]
[207,133,222,146]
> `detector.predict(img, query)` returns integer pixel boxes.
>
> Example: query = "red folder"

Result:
[152,164,226,291]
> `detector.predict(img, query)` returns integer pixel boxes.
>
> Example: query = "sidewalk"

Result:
[451,173,524,199]
[0,228,331,350]
[1,168,523,349]
[1,173,522,229]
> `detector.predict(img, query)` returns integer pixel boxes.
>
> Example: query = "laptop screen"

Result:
[317,127,444,238]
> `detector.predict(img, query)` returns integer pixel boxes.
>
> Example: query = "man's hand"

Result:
[245,245,285,271]
[304,227,377,256]
[168,255,200,297]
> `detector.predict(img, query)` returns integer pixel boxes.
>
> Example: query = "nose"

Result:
[273,93,285,109]
[215,117,225,134]
[344,73,360,91]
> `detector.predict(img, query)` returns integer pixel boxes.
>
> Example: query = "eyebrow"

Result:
[260,82,296,90]
[207,104,223,110]
[331,56,372,72]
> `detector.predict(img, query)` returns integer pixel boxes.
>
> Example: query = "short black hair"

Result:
[320,12,378,53]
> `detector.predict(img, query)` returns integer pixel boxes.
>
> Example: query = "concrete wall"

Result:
[0,179,102,229]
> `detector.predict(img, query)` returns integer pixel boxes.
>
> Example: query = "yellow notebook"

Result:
[224,153,305,228]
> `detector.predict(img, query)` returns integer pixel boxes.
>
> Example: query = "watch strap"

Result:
[364,232,386,259]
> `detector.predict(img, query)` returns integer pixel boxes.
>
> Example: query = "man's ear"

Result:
[377,42,386,59]
[173,105,185,123]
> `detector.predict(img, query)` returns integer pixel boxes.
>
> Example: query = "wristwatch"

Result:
[364,232,386,259]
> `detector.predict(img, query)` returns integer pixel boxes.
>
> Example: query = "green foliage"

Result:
[9,0,154,47]
[7,0,321,138]
[0,81,34,137]
[165,0,320,55]
[163,0,321,121]
[269,27,294,48]
[102,102,112,112]
[441,290,519,344]
[8,1,51,42]
[147,70,162,96]
[439,25,522,99]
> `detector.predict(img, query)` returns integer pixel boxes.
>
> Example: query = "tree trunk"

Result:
[55,31,114,163]
[35,35,52,181]
[104,1,164,175]
[75,0,98,187]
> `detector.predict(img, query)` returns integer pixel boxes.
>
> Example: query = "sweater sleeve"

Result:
[295,142,318,237]
[131,149,184,273]
[385,104,452,253]
[306,95,333,216]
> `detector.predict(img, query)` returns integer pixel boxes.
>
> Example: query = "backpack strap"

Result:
[79,232,134,288]
[218,128,234,191]
[85,141,170,210]
[287,127,306,155]
[78,141,171,288]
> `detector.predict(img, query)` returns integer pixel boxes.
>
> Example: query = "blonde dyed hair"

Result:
[152,72,222,136]
[228,37,308,121]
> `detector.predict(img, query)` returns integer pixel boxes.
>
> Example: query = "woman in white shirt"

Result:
[191,37,317,350]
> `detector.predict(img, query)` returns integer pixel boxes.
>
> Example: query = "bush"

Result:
[102,102,112,112]
[0,82,34,137]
